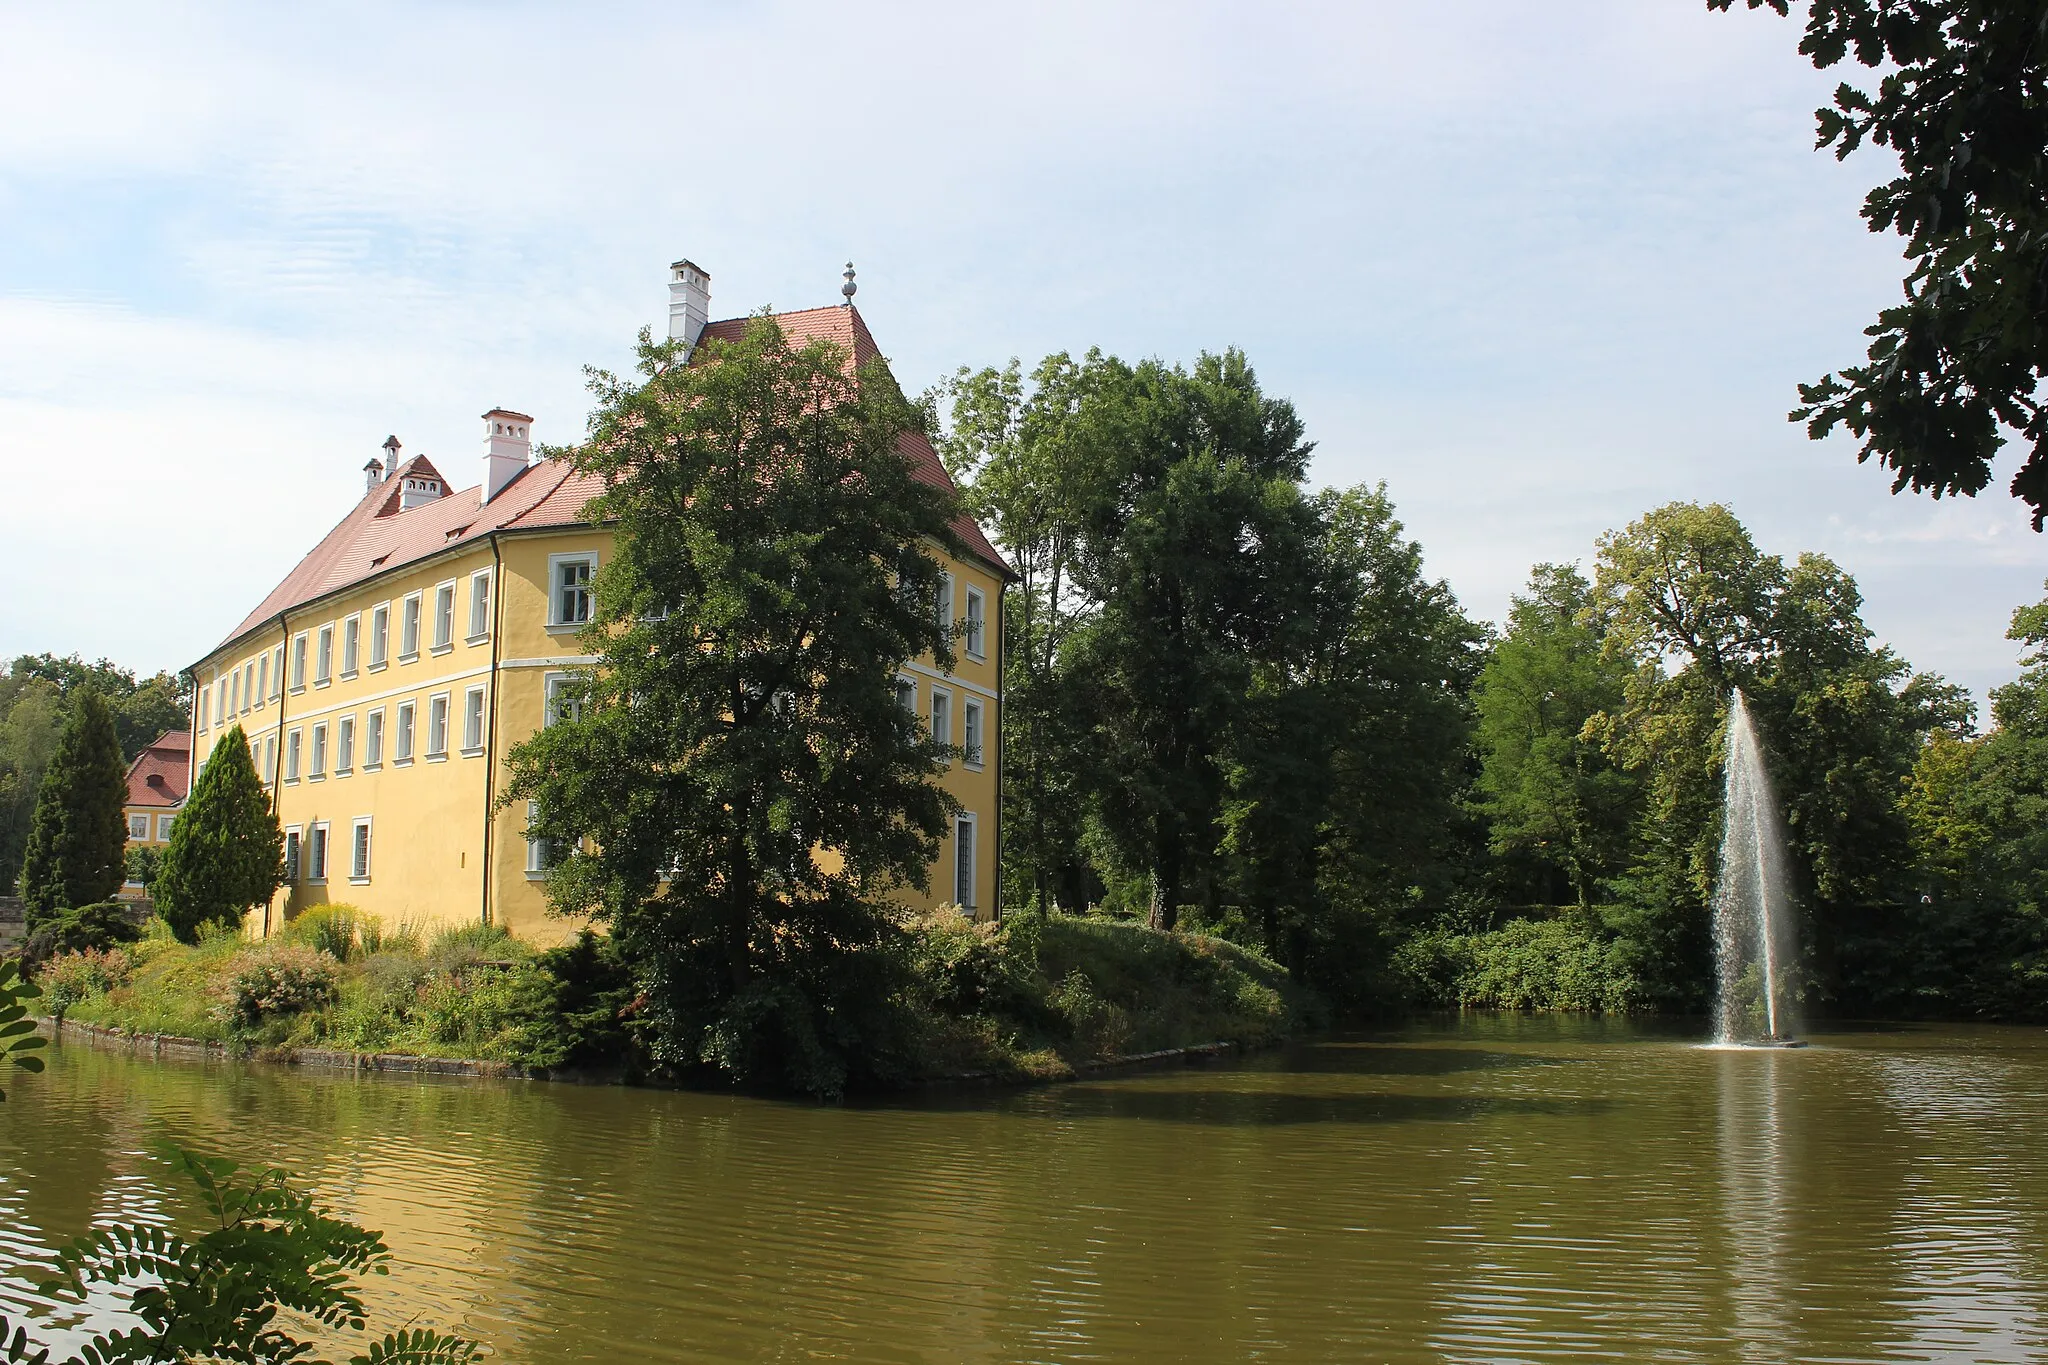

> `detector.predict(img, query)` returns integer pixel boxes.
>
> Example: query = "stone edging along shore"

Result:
[36,1016,1242,1089]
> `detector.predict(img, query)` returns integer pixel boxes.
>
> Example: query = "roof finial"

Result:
[841,261,857,306]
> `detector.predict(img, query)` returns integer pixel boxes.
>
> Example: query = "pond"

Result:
[3,1015,2046,1363]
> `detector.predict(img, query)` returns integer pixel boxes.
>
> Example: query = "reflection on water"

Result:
[0,1017,2044,1363]
[1717,1047,1790,1361]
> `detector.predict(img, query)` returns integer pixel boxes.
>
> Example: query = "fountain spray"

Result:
[1713,690,1799,1045]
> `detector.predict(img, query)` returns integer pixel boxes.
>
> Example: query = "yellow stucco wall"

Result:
[190,521,1004,944]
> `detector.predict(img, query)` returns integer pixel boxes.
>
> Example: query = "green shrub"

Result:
[1392,915,1643,1013]
[501,931,643,1071]
[22,900,144,969]
[217,944,339,1029]
[1048,968,1133,1057]
[280,904,365,963]
[39,947,134,1020]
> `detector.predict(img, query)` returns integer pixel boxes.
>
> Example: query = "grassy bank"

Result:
[36,907,1303,1087]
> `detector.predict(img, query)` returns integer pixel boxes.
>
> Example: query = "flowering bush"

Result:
[39,948,134,1020]
[217,944,339,1028]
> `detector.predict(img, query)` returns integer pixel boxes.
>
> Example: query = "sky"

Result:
[1,2,2043,710]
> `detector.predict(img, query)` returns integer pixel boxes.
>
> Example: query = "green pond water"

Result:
[3,1015,2046,1363]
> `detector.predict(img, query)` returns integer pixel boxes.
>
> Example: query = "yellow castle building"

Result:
[186,261,1009,943]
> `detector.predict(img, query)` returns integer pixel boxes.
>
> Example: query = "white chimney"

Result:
[363,458,384,492]
[668,259,711,352]
[481,408,533,505]
[382,435,402,478]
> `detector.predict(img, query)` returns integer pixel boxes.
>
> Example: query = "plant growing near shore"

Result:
[37,947,133,1021]
[156,724,285,944]
[504,315,962,1099]
[217,943,339,1030]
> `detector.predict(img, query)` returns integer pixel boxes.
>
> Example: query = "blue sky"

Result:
[2,2,2042,708]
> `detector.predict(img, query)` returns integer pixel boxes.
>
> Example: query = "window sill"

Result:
[289,686,306,696]
[545,622,587,636]
[313,679,331,690]
[394,757,414,768]
[460,746,485,759]
[430,643,454,657]
[524,871,549,881]
[308,774,325,783]
[465,633,490,647]
[340,670,358,682]
[348,876,371,886]
[284,777,301,786]
[964,760,985,772]
[362,762,382,773]
[398,652,420,665]
[425,752,449,763]
[335,768,352,779]
[368,661,388,674]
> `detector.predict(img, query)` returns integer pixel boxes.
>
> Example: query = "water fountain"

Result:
[1713,689,1803,1047]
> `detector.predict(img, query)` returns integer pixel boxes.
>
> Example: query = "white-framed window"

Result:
[127,813,149,840]
[307,822,330,883]
[364,708,385,768]
[157,813,175,841]
[197,688,208,733]
[394,701,416,763]
[257,651,270,705]
[342,614,361,677]
[964,587,986,659]
[963,698,984,768]
[261,735,276,785]
[229,670,241,717]
[270,645,284,700]
[400,593,422,660]
[283,827,302,883]
[290,633,309,690]
[462,685,486,754]
[953,812,977,910]
[930,686,951,748]
[895,675,916,714]
[544,673,585,727]
[467,570,492,642]
[315,625,334,685]
[426,693,450,758]
[336,715,355,774]
[549,552,596,628]
[369,604,390,670]
[217,678,229,725]
[243,663,255,713]
[525,801,552,877]
[309,722,328,779]
[285,727,303,782]
[349,817,372,883]
[432,581,456,652]
[936,571,955,644]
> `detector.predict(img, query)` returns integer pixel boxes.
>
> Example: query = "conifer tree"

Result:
[18,690,127,926]
[156,726,284,943]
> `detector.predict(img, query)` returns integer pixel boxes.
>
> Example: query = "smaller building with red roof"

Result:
[122,730,190,892]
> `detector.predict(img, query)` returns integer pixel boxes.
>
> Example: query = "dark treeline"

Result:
[0,656,189,895]
[928,355,2048,1022]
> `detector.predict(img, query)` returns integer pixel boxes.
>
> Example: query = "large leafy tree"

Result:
[1064,350,1323,930]
[927,355,1109,914]
[155,726,285,943]
[19,691,127,926]
[505,316,959,1099]
[1591,502,1962,1003]
[1715,0,2048,527]
[1472,563,1638,909]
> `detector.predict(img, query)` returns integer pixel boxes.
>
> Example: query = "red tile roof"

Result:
[125,730,191,809]
[214,304,1011,655]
